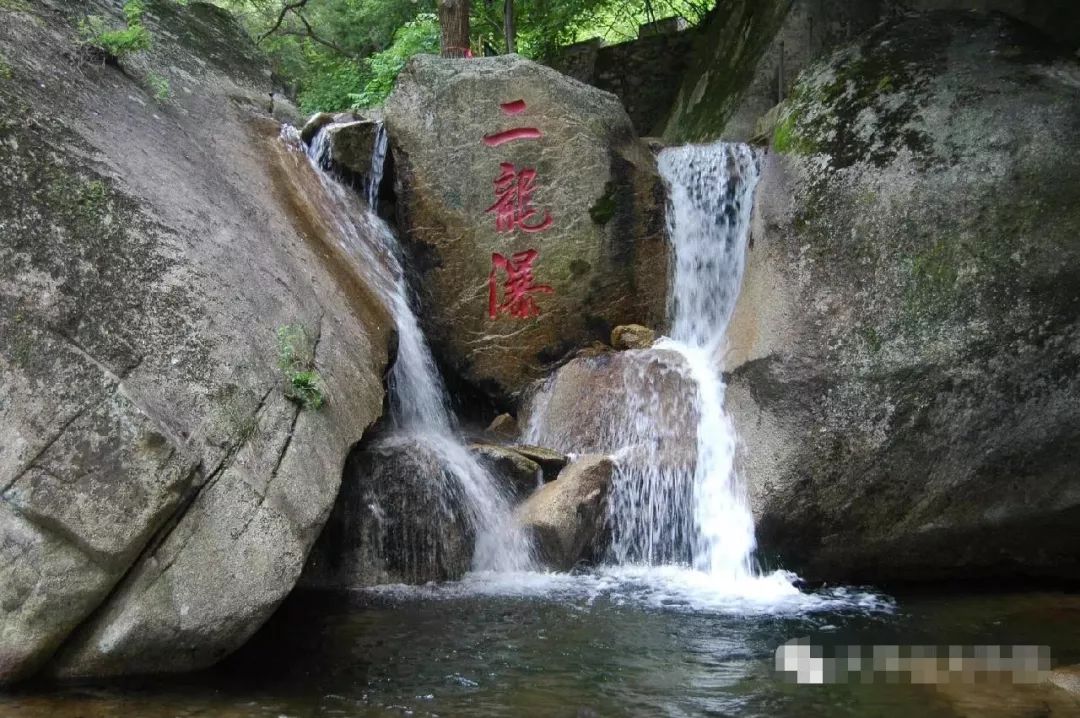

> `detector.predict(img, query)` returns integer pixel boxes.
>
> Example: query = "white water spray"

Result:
[524,141,766,583]
[281,124,534,573]
[660,142,759,578]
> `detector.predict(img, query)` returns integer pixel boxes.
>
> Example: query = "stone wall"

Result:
[550,29,698,136]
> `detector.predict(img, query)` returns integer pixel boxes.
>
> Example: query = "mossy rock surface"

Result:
[724,11,1080,583]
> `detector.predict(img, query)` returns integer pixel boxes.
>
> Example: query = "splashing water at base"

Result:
[280,124,533,573]
[656,142,760,579]
[524,141,820,604]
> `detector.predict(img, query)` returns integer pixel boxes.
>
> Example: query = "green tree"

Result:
[214,0,712,112]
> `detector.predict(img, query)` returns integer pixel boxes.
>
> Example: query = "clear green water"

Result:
[3,571,1080,717]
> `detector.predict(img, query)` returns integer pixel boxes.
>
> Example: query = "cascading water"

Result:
[280,123,533,573]
[659,142,759,578]
[600,142,760,578]
[524,141,774,587]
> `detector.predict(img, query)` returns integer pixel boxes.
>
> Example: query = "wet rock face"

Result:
[302,436,474,589]
[521,350,698,469]
[0,0,389,682]
[726,12,1080,583]
[515,455,615,571]
[384,54,668,401]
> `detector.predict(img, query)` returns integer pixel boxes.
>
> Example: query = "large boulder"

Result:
[515,455,615,570]
[383,54,668,400]
[301,434,474,589]
[0,0,390,682]
[726,12,1080,582]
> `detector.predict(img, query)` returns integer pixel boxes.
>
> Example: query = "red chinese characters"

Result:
[488,249,553,319]
[483,99,555,319]
[485,162,554,233]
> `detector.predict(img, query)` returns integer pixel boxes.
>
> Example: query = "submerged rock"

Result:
[727,12,1080,583]
[515,455,615,571]
[0,1,389,682]
[302,435,474,589]
[384,54,668,400]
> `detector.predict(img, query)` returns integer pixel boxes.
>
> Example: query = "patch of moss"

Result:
[42,175,112,223]
[774,16,950,172]
[901,239,956,324]
[771,112,817,155]
[0,0,31,12]
[277,323,325,410]
[0,58,11,81]
[588,181,617,224]
[857,325,884,353]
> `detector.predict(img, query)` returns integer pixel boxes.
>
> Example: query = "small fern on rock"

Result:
[277,324,325,410]
[79,0,151,63]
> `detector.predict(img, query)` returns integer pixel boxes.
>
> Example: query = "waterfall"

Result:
[281,124,534,574]
[524,142,761,580]
[659,142,759,577]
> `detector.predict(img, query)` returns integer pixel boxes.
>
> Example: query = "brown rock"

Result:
[515,455,614,571]
[611,324,655,350]
[511,445,569,482]
[469,443,542,500]
[486,412,519,439]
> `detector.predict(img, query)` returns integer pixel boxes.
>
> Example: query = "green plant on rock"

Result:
[0,0,31,12]
[277,323,325,410]
[147,72,170,101]
[79,0,151,62]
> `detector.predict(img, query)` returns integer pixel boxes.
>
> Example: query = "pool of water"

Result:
[4,569,1080,717]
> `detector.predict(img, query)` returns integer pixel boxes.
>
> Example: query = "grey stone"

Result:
[322,118,381,177]
[0,0,389,682]
[301,435,474,589]
[725,12,1080,583]
[521,350,697,471]
[660,0,1080,143]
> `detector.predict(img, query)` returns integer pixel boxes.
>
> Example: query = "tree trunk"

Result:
[503,0,516,54]
[438,0,471,58]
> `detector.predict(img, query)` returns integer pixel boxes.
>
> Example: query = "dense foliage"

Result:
[212,0,711,113]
